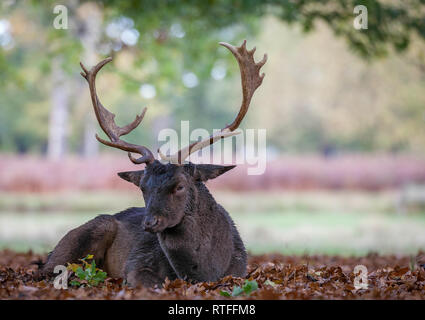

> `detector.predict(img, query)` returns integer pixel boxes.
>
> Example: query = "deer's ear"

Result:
[192,164,236,182]
[117,170,145,187]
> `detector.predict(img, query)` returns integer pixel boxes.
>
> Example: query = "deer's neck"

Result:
[159,182,217,241]
[157,183,230,281]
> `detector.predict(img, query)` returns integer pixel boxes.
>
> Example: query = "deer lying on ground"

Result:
[41,41,267,287]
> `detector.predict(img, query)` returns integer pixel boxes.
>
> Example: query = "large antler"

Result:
[158,40,267,164]
[80,57,154,165]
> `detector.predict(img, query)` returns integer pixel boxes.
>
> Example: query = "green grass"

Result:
[0,191,143,213]
[0,190,424,256]
[234,210,425,256]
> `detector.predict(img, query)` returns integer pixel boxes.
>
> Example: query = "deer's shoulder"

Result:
[113,207,146,225]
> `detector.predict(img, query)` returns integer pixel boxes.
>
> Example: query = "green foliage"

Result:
[264,279,277,287]
[67,254,108,287]
[220,279,258,297]
[92,0,425,58]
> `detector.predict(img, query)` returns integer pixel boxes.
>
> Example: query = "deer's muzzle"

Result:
[143,215,160,233]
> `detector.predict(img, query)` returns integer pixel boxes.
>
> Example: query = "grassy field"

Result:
[0,190,424,256]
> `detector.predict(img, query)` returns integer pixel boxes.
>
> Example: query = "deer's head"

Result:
[117,161,235,232]
[80,40,267,233]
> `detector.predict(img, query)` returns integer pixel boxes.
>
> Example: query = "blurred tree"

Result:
[252,17,425,154]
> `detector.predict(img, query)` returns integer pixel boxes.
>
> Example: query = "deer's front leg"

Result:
[41,215,118,276]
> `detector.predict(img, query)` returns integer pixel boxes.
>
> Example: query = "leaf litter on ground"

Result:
[1,250,424,299]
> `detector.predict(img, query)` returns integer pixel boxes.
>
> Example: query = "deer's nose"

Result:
[143,216,159,231]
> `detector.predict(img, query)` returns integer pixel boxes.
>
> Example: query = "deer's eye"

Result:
[175,185,185,193]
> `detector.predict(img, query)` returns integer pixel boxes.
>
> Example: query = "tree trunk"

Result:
[47,57,69,160]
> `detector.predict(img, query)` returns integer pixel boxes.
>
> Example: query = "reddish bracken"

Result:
[1,155,425,192]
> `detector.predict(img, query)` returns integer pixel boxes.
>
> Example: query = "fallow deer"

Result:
[41,41,267,287]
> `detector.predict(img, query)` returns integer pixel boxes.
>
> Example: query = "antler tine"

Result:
[80,57,155,165]
[159,40,267,164]
[219,40,267,131]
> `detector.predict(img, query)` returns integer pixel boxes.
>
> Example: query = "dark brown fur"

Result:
[41,161,247,287]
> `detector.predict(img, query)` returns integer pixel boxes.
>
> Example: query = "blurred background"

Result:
[1,0,425,256]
